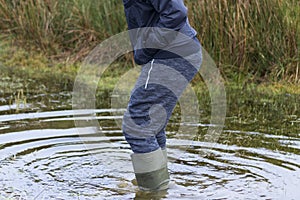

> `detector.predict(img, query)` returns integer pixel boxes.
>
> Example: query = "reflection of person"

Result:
[122,0,202,191]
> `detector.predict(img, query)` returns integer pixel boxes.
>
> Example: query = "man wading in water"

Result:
[122,0,202,191]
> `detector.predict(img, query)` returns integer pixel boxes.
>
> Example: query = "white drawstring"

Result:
[145,59,154,89]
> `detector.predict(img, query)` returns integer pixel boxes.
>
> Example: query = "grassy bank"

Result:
[0,40,299,121]
[0,0,299,83]
[1,42,299,96]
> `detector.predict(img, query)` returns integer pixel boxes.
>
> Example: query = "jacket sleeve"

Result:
[147,0,188,48]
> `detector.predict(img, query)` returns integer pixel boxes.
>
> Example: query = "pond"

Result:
[0,74,299,200]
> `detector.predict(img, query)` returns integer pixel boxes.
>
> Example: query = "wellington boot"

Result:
[131,148,170,191]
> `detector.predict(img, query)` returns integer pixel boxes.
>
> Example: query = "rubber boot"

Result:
[131,148,170,191]
[161,148,168,161]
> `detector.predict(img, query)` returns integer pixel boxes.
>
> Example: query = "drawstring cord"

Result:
[145,59,154,89]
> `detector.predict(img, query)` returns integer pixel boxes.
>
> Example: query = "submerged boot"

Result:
[131,148,170,191]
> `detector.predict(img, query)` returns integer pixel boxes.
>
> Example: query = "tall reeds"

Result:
[189,0,299,82]
[0,0,126,60]
[0,0,298,82]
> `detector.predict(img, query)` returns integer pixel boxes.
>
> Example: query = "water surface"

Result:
[0,75,299,200]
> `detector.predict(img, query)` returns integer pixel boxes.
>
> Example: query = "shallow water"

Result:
[0,76,299,200]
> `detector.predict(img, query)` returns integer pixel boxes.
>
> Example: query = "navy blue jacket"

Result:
[122,0,200,65]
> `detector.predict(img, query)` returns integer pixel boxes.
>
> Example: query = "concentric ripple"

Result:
[0,92,299,199]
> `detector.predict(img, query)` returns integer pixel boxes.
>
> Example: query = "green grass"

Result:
[0,41,78,92]
[189,0,299,83]
[0,0,298,83]
[1,41,299,97]
[0,0,126,61]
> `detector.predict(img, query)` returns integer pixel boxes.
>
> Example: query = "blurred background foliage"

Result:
[0,0,298,83]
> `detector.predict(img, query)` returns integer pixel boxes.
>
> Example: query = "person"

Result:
[122,0,202,191]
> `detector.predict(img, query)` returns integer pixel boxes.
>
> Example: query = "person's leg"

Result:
[156,129,167,150]
[122,61,178,191]
[123,84,177,152]
[123,50,202,191]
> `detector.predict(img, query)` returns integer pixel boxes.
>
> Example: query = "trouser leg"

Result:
[123,82,178,153]
[123,51,202,190]
[123,55,201,153]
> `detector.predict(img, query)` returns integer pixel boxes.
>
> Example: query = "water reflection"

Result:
[0,79,299,199]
